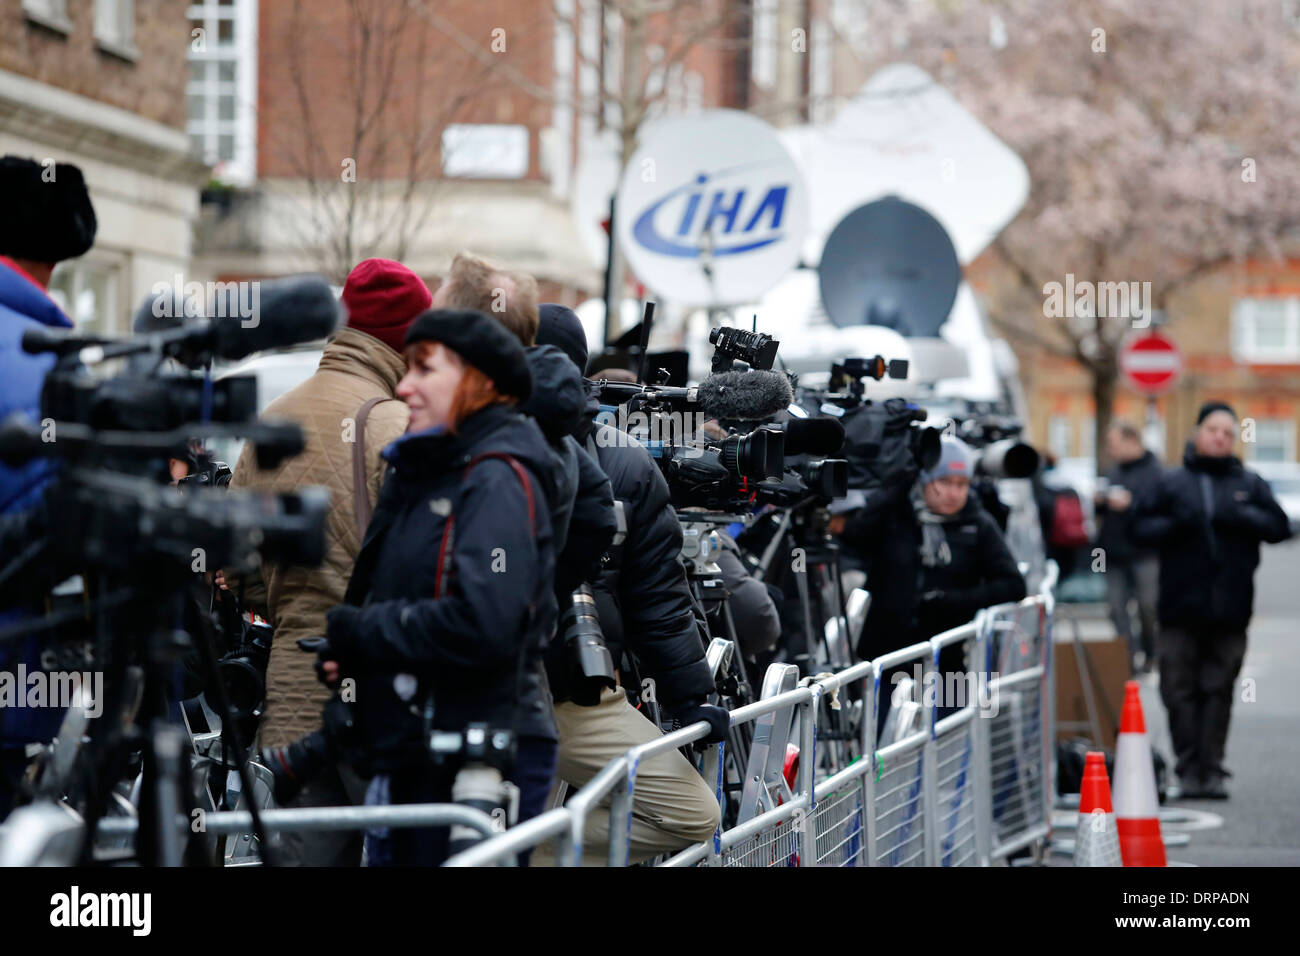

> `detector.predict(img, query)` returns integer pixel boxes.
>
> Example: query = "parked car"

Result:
[210,344,324,467]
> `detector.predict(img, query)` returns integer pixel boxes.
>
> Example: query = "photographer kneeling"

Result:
[834,436,1025,723]
[315,309,559,866]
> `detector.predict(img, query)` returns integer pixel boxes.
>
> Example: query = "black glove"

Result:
[297,635,343,687]
[672,700,730,745]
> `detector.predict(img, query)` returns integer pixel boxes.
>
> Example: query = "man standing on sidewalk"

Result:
[1096,422,1164,674]
[226,258,427,863]
[1133,402,1291,799]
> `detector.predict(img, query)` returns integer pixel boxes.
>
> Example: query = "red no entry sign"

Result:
[1120,332,1182,393]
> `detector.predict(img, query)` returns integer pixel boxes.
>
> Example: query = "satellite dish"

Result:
[615,109,810,307]
[818,196,961,336]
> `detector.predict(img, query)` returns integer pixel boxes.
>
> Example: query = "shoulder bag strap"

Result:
[352,397,395,540]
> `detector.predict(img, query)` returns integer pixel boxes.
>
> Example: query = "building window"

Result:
[23,0,72,34]
[1079,418,1096,461]
[48,259,123,337]
[441,124,530,179]
[186,0,257,185]
[1246,418,1296,464]
[1048,416,1072,460]
[751,0,778,90]
[1232,297,1300,363]
[95,0,137,58]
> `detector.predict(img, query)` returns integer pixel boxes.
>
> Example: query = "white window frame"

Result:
[1048,415,1072,460]
[1245,418,1297,464]
[441,124,530,179]
[186,0,258,186]
[23,0,72,34]
[48,255,126,337]
[1231,297,1300,363]
[751,0,778,90]
[95,0,137,60]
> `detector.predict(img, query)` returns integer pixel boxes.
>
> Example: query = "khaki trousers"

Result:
[538,686,720,865]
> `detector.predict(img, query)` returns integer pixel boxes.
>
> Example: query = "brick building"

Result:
[0,0,205,334]
[971,256,1300,468]
[192,0,865,302]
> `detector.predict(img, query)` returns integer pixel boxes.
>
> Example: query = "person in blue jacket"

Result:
[0,156,97,817]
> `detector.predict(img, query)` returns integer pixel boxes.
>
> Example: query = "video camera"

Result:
[0,275,336,584]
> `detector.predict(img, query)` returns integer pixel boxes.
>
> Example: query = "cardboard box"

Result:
[1054,622,1130,747]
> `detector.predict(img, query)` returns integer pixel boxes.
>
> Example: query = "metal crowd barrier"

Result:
[446,565,1056,868]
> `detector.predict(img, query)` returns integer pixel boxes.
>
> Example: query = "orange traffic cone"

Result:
[1074,752,1122,866]
[1112,681,1166,866]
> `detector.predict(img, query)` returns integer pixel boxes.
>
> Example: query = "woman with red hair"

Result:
[318,308,559,865]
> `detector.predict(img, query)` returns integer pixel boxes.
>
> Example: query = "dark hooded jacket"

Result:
[1132,442,1290,630]
[534,304,712,707]
[520,346,616,595]
[326,403,559,773]
[842,485,1026,660]
[578,406,714,706]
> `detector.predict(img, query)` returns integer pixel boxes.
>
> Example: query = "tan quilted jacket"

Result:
[227,328,410,749]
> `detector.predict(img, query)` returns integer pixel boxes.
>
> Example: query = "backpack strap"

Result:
[432,452,538,599]
[352,397,396,540]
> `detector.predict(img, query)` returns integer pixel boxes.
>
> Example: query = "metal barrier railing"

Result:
[446,564,1057,868]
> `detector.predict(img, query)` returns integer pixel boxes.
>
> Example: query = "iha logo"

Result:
[49,886,151,936]
[631,163,792,259]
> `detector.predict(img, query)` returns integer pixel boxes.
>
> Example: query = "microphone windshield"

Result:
[784,417,845,457]
[696,369,793,422]
[210,275,339,360]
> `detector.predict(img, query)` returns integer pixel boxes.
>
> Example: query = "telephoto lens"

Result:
[560,584,617,705]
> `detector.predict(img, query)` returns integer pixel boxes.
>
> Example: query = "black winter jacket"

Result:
[327,403,559,773]
[1132,444,1290,630]
[841,488,1027,660]
[566,413,714,707]
[1096,450,1164,564]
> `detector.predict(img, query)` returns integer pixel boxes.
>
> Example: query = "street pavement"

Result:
[1135,537,1300,866]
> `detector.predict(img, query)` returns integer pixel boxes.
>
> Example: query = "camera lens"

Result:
[716,425,784,481]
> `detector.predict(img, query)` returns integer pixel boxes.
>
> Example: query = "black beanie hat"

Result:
[1197,400,1237,425]
[404,308,532,402]
[0,156,97,263]
[537,303,589,374]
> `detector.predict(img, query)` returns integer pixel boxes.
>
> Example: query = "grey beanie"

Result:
[921,435,974,485]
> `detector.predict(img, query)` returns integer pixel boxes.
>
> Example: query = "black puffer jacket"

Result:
[841,488,1027,660]
[1096,450,1164,564]
[327,403,558,773]
[521,346,616,594]
[1132,443,1290,630]
[569,411,714,707]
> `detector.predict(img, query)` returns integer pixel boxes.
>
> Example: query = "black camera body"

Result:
[709,326,779,372]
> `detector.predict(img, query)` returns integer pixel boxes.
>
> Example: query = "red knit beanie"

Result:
[341,258,432,353]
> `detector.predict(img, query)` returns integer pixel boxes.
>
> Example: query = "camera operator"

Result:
[0,155,97,818]
[224,258,426,865]
[536,306,725,863]
[316,309,558,866]
[834,436,1026,718]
